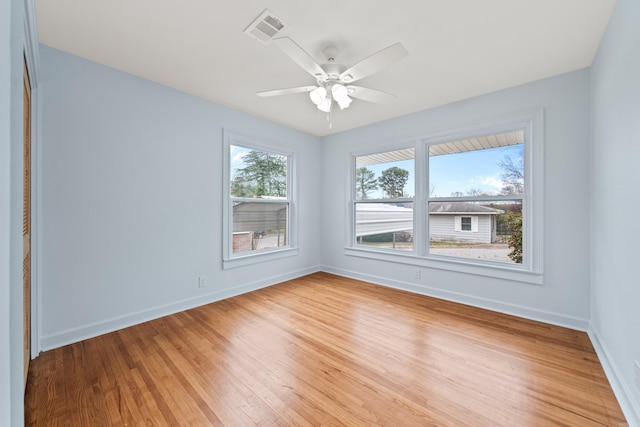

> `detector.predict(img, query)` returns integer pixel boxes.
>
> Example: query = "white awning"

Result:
[356,204,413,237]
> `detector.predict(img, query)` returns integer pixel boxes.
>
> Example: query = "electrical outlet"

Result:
[198,276,207,288]
[414,269,421,279]
[634,361,640,391]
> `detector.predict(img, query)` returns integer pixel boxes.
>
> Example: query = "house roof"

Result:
[429,202,502,215]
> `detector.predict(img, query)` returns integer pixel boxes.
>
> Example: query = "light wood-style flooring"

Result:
[25,273,627,426]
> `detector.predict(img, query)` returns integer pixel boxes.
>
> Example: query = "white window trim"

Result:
[346,109,544,285]
[349,142,418,251]
[455,216,478,232]
[222,130,298,269]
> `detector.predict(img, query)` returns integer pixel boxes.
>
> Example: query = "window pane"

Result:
[355,148,414,199]
[230,145,287,198]
[232,202,288,253]
[429,133,523,197]
[461,217,472,231]
[429,201,522,264]
[356,202,413,251]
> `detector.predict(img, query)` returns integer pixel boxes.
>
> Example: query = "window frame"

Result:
[459,216,473,232]
[222,130,297,269]
[351,144,417,254]
[345,110,543,284]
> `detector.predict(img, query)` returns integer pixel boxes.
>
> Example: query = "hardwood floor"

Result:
[25,273,627,426]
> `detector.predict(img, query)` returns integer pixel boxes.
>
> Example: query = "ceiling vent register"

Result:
[244,9,285,44]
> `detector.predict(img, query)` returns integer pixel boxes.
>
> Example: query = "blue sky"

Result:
[233,143,524,199]
[430,145,523,197]
[362,144,523,198]
[230,145,287,175]
[230,145,250,175]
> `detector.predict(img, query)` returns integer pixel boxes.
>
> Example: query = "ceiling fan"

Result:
[257,37,408,119]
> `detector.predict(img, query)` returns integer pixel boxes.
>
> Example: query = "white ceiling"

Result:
[35,0,616,137]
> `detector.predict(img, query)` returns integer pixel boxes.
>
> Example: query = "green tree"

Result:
[230,174,254,197]
[356,167,378,199]
[505,211,522,263]
[378,166,409,198]
[235,150,286,197]
[497,148,524,262]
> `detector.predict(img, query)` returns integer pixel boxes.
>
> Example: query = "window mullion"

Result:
[413,142,426,256]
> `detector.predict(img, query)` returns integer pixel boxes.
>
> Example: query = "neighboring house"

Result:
[429,202,502,244]
[355,202,503,244]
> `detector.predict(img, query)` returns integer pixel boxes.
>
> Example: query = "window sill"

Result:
[344,246,543,285]
[223,247,299,270]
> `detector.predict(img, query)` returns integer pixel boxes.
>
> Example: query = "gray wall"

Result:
[39,46,322,349]
[590,0,640,423]
[321,69,591,328]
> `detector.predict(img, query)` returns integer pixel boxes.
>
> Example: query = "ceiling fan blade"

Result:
[347,85,397,104]
[273,37,327,80]
[257,85,317,97]
[340,43,408,83]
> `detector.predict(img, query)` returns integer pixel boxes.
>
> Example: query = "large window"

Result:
[354,148,415,251]
[428,132,524,265]
[223,132,295,268]
[348,110,543,283]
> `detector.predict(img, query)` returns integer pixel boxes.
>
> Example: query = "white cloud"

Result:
[465,175,503,193]
[480,175,503,191]
[232,150,248,162]
[230,148,249,172]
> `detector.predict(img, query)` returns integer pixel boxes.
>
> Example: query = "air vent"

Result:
[244,9,286,44]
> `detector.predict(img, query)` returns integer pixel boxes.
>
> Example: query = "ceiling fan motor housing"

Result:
[318,62,346,83]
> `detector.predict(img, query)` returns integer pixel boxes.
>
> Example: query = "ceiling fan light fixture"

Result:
[259,37,408,127]
[309,86,326,105]
[317,97,332,113]
[331,84,348,102]
[337,95,352,110]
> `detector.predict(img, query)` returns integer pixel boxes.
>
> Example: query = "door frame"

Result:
[23,59,31,388]
[23,0,41,361]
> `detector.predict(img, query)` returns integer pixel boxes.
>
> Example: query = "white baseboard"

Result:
[588,328,640,427]
[40,265,637,426]
[41,264,588,350]
[40,265,321,351]
[321,265,590,331]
